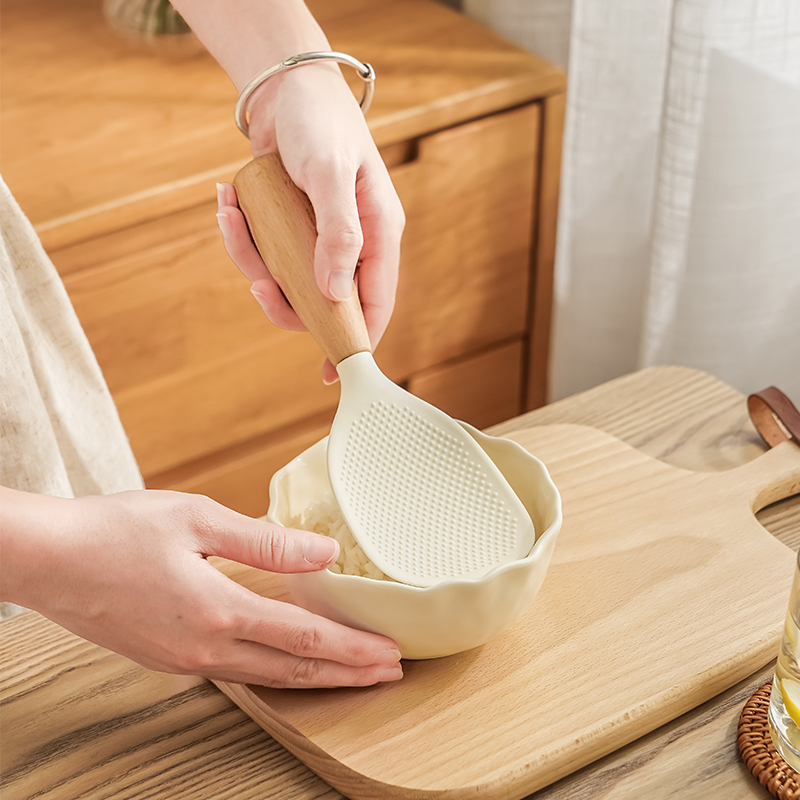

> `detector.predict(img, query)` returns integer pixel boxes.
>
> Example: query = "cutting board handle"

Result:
[233,154,372,366]
[731,387,800,511]
[727,439,800,512]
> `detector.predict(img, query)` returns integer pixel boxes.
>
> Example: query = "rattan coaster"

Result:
[739,681,800,799]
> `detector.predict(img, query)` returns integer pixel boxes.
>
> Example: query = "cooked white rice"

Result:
[291,495,392,581]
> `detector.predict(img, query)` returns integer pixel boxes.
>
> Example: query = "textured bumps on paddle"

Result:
[338,400,522,585]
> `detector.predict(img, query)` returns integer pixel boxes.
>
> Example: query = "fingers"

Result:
[216,182,306,331]
[40,488,401,691]
[245,594,401,667]
[215,182,266,284]
[147,573,403,688]
[188,638,403,689]
[353,162,404,349]
[202,525,400,667]
[308,157,403,351]
[194,551,404,688]
[301,156,403,382]
[95,490,404,689]
[322,358,339,385]
[195,501,341,574]
[250,279,307,332]
[234,588,402,672]
[216,150,405,365]
[303,162,363,303]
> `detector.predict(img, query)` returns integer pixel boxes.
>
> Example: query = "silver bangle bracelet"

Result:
[234,51,376,138]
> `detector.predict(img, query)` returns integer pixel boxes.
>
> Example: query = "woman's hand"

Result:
[169,0,405,383]
[216,65,405,384]
[0,487,402,688]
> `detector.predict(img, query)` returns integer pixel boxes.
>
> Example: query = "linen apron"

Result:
[0,177,144,615]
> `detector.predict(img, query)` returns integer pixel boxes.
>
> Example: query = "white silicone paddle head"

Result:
[330,353,534,586]
[234,154,536,587]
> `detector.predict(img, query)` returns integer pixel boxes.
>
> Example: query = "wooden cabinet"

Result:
[1,0,566,517]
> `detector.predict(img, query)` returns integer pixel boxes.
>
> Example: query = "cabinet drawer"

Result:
[53,103,539,480]
[57,206,340,477]
[407,339,524,431]
[148,413,334,519]
[380,103,539,380]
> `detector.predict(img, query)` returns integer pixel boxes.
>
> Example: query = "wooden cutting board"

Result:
[214,422,800,799]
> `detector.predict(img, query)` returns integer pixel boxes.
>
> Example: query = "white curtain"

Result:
[465,0,800,402]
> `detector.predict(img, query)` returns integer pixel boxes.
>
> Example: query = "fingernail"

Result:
[374,648,402,665]
[216,211,231,237]
[328,271,353,301]
[215,182,224,211]
[322,366,340,386]
[303,535,338,565]
[250,284,266,305]
[381,666,404,681]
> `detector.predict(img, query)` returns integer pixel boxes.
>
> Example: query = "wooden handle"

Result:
[725,438,800,512]
[233,154,371,366]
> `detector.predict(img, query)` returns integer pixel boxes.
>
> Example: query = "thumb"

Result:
[199,510,340,574]
[305,164,363,302]
[264,526,341,572]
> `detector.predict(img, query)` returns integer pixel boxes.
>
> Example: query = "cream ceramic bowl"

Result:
[267,422,562,659]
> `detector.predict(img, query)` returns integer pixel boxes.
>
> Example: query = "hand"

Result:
[216,65,405,384]
[1,488,402,688]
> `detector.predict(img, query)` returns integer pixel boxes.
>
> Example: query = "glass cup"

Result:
[769,548,800,770]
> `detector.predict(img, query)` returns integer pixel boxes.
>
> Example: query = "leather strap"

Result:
[747,387,800,447]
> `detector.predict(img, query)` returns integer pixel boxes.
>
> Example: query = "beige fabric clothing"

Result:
[0,176,143,498]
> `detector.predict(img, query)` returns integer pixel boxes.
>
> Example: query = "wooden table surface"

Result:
[2,366,798,799]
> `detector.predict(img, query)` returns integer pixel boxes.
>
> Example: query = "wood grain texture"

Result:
[311,0,565,149]
[0,613,337,800]
[533,662,777,800]
[379,104,539,378]
[147,412,335,519]
[234,156,371,367]
[211,422,800,798]
[525,91,565,410]
[407,338,525,430]
[1,367,796,800]
[0,0,251,249]
[0,0,563,250]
